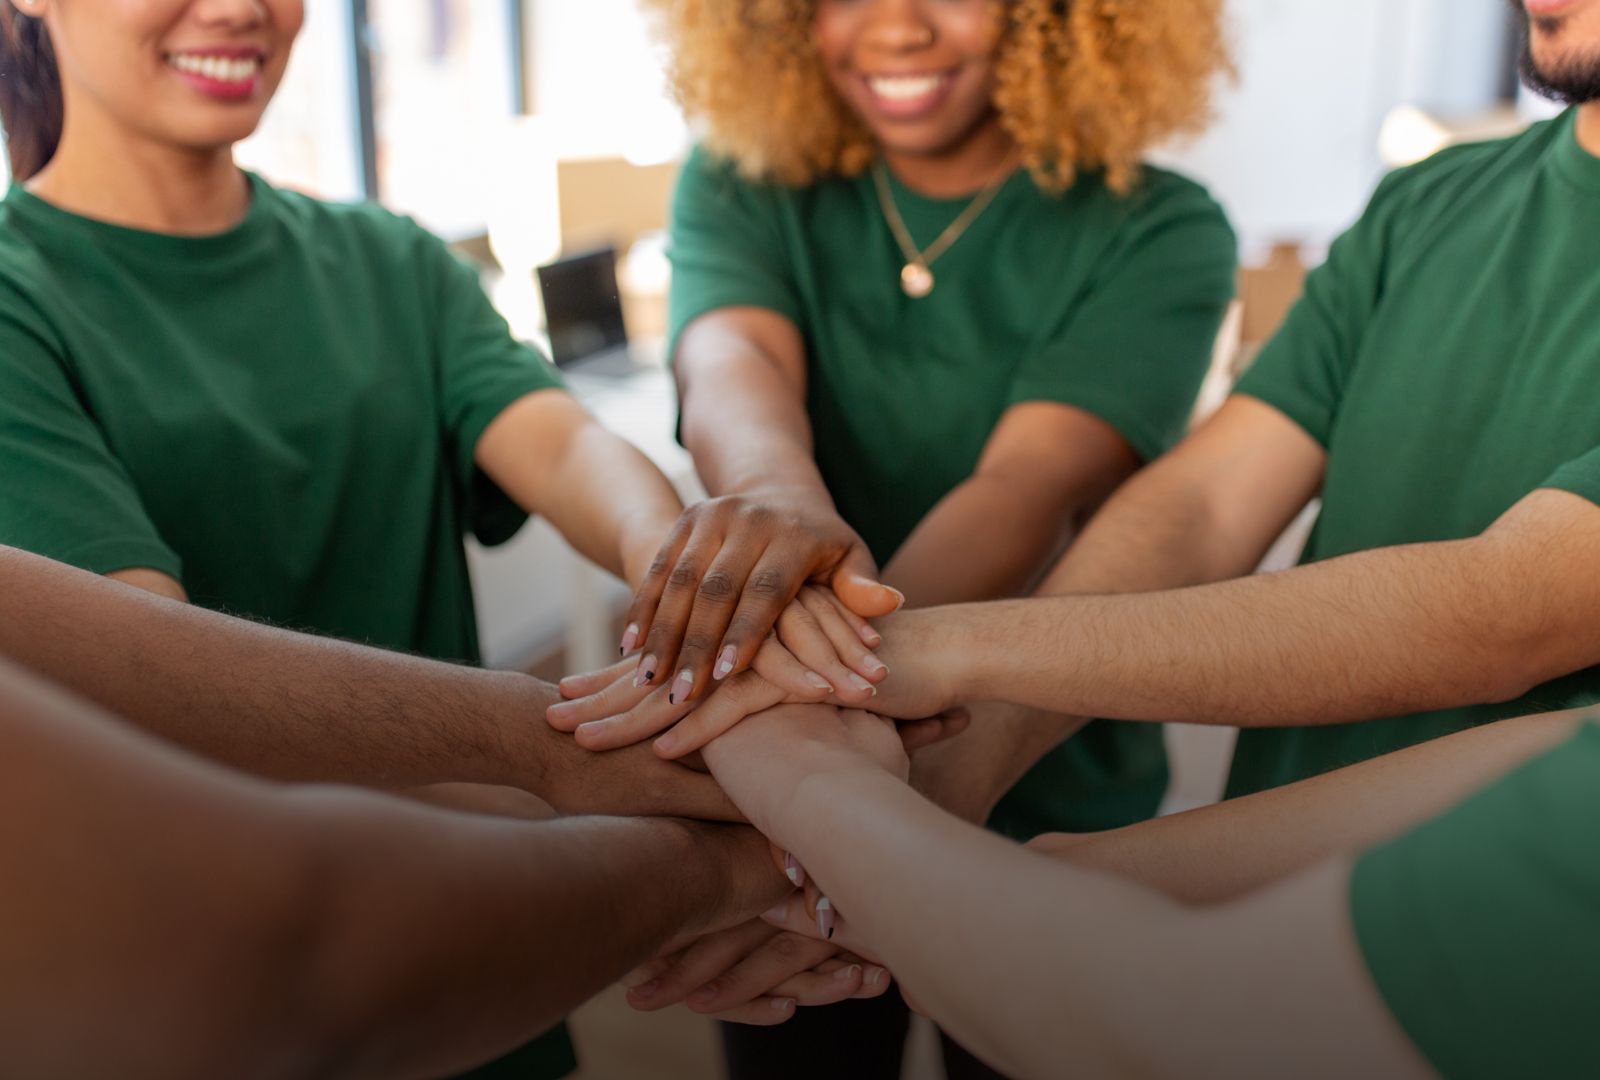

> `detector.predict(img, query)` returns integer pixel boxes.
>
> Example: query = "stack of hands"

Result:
[543,496,968,1024]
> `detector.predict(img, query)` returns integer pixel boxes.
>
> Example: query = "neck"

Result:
[882,113,1018,198]
[1578,102,1600,158]
[27,109,249,235]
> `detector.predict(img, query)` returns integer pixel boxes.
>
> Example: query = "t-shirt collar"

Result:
[1549,106,1600,194]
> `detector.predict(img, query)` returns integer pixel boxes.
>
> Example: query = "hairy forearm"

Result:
[1042,710,1582,903]
[0,546,558,791]
[945,537,1556,728]
[289,794,768,1078]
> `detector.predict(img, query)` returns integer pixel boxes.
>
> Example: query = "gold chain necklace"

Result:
[872,155,1018,299]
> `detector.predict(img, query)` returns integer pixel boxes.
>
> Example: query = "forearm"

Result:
[536,419,683,585]
[1042,710,1582,903]
[289,794,769,1078]
[677,334,831,503]
[882,473,1085,608]
[0,546,558,791]
[942,537,1552,728]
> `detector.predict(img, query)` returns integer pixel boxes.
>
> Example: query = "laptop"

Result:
[536,246,653,378]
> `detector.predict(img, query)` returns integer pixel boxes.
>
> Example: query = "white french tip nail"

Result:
[785,866,802,886]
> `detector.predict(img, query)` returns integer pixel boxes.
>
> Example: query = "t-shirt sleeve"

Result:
[666,145,802,364]
[1349,722,1600,1080]
[0,296,182,579]
[1540,442,1600,507]
[1006,177,1237,462]
[422,229,566,547]
[1233,169,1410,447]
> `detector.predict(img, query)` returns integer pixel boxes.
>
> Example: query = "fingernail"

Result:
[847,674,877,696]
[772,997,795,1012]
[866,967,886,989]
[816,897,835,940]
[784,853,805,888]
[631,978,660,998]
[805,671,833,693]
[620,623,640,655]
[633,655,658,689]
[886,587,906,611]
[669,668,693,704]
[654,733,680,757]
[763,902,790,921]
[687,984,716,1006]
[862,654,888,678]
[714,645,737,680]
[859,625,883,648]
[577,719,610,737]
[835,964,861,983]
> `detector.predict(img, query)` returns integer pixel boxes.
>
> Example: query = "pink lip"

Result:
[1526,0,1576,14]
[166,48,265,101]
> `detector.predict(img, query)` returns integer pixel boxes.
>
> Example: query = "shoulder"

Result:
[0,200,69,339]
[254,178,448,264]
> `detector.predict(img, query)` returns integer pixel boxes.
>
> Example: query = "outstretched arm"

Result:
[702,708,1429,1080]
[0,546,737,820]
[0,659,783,1080]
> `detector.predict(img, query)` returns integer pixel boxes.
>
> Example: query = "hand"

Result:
[535,729,743,822]
[547,587,892,756]
[701,706,909,837]
[625,915,891,1026]
[619,491,905,708]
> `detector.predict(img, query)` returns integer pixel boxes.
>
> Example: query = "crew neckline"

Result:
[1549,107,1600,194]
[3,170,274,258]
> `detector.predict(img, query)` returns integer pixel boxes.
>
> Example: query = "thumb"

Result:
[830,545,904,618]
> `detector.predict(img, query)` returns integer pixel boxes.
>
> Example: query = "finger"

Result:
[747,634,835,701]
[897,706,972,753]
[758,957,891,1002]
[625,919,781,1012]
[762,892,856,949]
[623,947,685,992]
[695,961,866,1013]
[829,544,904,618]
[650,669,788,760]
[706,996,798,1026]
[638,533,727,692]
[852,965,894,1000]
[799,587,889,683]
[714,550,809,683]
[665,544,765,707]
[684,931,845,1012]
[776,603,877,705]
[558,656,635,700]
[621,517,692,657]
[547,669,653,732]
[574,684,695,751]
[818,585,883,648]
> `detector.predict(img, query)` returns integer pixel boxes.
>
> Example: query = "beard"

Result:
[1512,2,1600,103]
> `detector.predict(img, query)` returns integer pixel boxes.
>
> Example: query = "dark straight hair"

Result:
[0,6,63,180]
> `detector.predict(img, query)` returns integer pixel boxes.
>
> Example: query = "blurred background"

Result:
[0,2,1561,1075]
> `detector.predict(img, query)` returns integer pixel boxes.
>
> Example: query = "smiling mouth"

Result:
[165,52,264,85]
[866,73,952,102]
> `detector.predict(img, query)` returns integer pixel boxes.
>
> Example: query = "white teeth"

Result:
[167,53,261,84]
[868,75,946,101]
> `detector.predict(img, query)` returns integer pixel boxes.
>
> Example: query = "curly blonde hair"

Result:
[642,0,1229,193]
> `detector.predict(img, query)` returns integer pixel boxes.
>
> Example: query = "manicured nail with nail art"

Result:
[816,897,835,940]
[805,671,833,693]
[619,623,640,656]
[669,669,693,704]
[847,674,877,696]
[784,853,805,888]
[835,964,861,983]
[714,645,737,680]
[633,655,657,689]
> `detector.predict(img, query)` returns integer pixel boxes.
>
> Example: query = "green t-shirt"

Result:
[669,147,1236,836]
[1351,721,1600,1079]
[1229,110,1600,798]
[0,175,574,1079]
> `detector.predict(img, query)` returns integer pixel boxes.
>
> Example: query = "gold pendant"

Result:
[901,263,934,298]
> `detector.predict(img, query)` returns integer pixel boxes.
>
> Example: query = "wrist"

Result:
[619,516,678,589]
[675,821,786,935]
[486,672,564,796]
